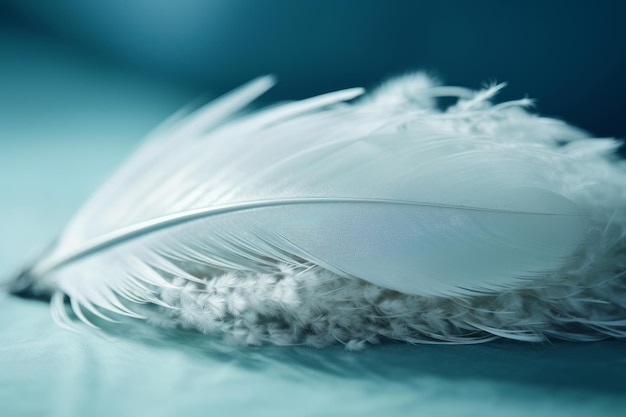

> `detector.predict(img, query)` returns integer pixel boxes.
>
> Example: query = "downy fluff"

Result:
[11,73,626,349]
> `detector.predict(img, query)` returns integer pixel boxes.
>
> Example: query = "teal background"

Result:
[1,2,626,416]
[2,0,626,142]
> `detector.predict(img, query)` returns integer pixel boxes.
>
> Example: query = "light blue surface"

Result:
[1,25,626,417]
[2,291,626,417]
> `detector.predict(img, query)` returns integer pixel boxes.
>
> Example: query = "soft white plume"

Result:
[12,72,626,348]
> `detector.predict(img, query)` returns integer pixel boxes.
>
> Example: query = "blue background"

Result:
[2,0,625,142]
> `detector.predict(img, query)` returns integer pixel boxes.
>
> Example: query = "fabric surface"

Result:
[2,27,626,417]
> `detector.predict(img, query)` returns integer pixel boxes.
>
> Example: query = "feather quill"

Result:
[11,73,626,348]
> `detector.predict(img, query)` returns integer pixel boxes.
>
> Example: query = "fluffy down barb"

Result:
[12,72,626,349]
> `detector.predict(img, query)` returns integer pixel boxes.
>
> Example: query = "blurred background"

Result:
[1,0,625,268]
[2,0,625,133]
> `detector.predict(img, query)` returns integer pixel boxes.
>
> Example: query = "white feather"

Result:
[13,73,626,347]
